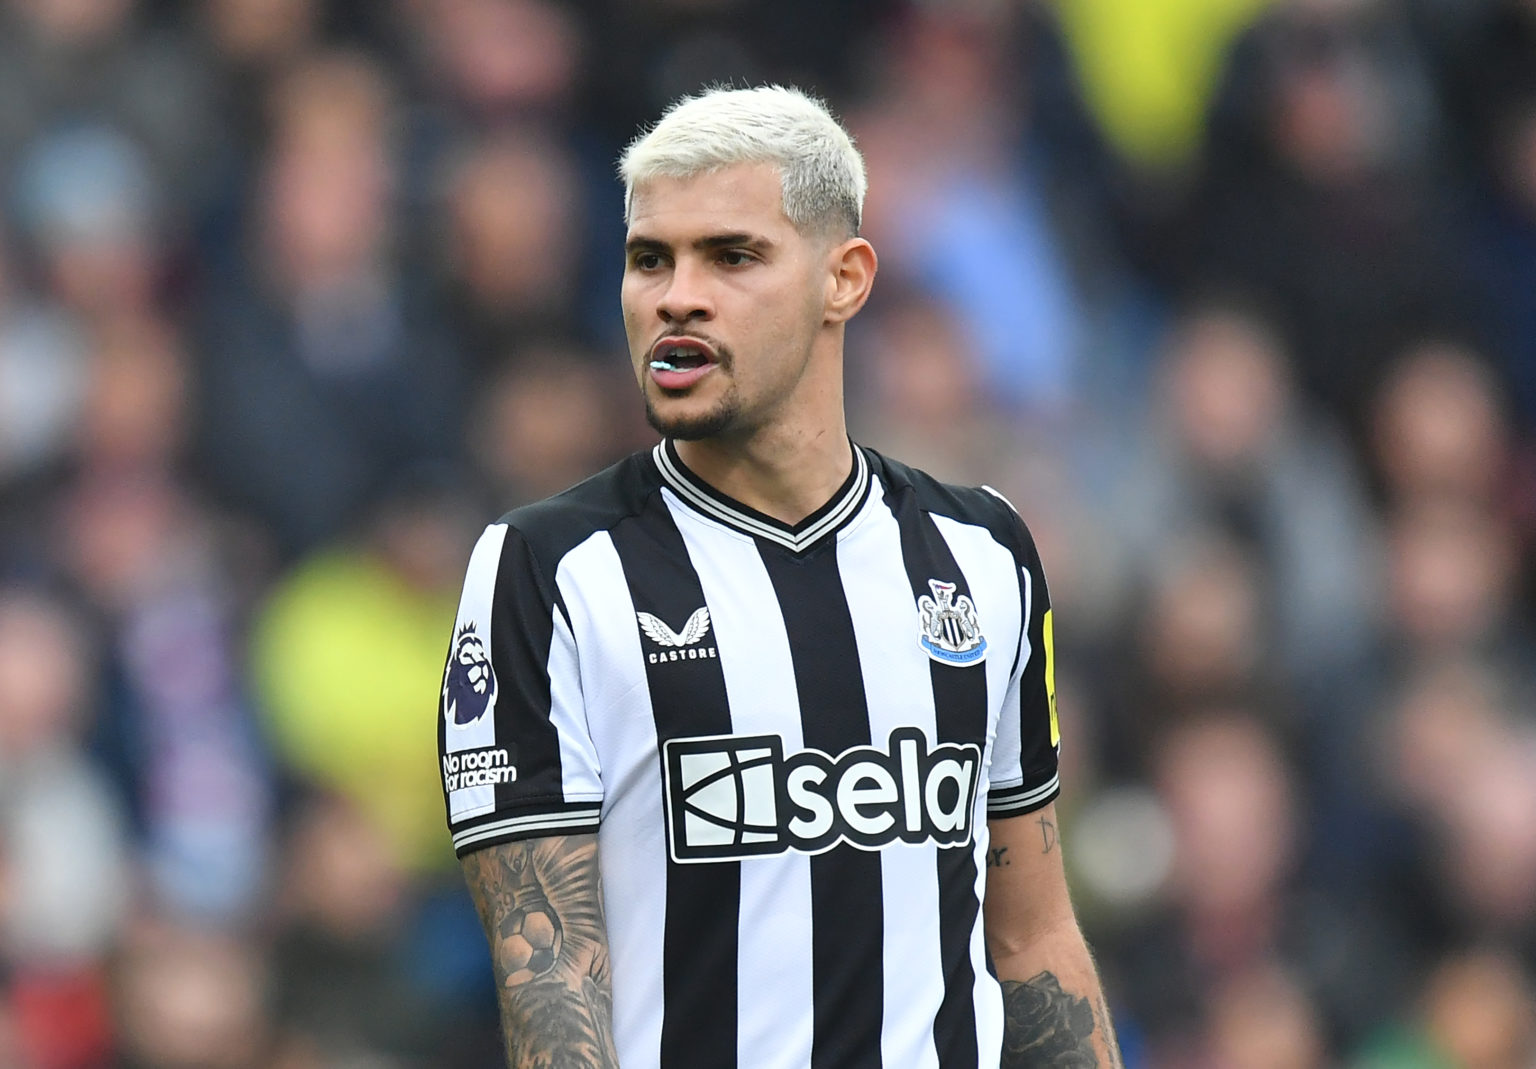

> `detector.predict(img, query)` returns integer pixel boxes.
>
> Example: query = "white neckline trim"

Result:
[653,442,871,554]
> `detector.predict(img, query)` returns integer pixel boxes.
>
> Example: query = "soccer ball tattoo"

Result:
[499,883,564,986]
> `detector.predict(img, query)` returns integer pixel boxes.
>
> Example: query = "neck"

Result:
[674,418,853,526]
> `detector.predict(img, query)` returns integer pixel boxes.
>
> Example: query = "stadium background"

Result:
[0,0,1533,1065]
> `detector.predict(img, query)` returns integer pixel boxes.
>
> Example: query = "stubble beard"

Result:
[643,384,741,440]
[641,346,743,441]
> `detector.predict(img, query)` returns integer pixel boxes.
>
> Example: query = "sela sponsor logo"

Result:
[442,747,516,793]
[662,727,981,863]
[917,579,987,666]
[636,607,719,665]
[443,622,498,728]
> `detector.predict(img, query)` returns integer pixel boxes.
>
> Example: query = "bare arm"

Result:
[461,833,619,1069]
[985,804,1123,1069]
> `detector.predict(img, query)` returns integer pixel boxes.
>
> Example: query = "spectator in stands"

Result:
[1100,301,1380,691]
[0,0,215,212]
[467,344,634,508]
[1468,96,1536,429]
[249,475,477,873]
[1382,500,1527,669]
[1190,0,1465,426]
[0,588,126,1069]
[1369,340,1514,510]
[851,4,1089,413]
[1201,962,1327,1069]
[397,0,581,130]
[11,123,165,325]
[111,920,270,1069]
[55,316,272,924]
[267,792,447,1064]
[1353,947,1536,1069]
[196,52,465,556]
[0,227,88,498]
[436,131,591,364]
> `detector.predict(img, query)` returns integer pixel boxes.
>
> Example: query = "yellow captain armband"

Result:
[1043,608,1059,749]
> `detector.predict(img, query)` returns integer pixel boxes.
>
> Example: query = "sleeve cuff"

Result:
[987,774,1060,817]
[451,803,603,856]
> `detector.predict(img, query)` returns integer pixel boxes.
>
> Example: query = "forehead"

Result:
[626,162,791,238]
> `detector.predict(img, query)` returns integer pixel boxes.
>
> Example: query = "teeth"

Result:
[652,344,704,373]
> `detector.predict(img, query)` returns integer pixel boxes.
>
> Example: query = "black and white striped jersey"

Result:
[439,439,1061,1069]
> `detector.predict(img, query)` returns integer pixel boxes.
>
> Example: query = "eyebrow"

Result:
[625,232,775,256]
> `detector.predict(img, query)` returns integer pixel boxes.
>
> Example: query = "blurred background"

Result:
[0,0,1533,1065]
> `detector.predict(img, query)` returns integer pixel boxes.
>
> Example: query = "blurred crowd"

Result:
[0,0,1533,1066]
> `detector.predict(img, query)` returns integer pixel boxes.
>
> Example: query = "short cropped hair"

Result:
[619,85,867,236]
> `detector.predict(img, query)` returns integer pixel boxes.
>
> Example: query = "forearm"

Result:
[985,808,1123,1068]
[461,834,619,1069]
[993,922,1122,1069]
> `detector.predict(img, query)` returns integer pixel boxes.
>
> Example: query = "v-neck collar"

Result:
[651,439,871,554]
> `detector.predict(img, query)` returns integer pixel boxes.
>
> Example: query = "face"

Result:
[621,162,834,441]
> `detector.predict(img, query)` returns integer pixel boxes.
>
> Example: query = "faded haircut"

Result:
[619,84,867,237]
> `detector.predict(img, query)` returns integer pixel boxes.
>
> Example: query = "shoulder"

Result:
[490,450,663,580]
[863,445,1040,565]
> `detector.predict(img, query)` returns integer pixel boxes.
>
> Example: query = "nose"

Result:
[655,258,713,324]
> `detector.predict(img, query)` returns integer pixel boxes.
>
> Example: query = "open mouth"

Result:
[649,338,715,372]
[648,337,718,390]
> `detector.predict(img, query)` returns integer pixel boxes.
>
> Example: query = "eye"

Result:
[630,251,665,271]
[718,249,755,267]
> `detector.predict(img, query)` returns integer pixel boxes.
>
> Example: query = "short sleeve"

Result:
[984,497,1061,818]
[439,523,603,856]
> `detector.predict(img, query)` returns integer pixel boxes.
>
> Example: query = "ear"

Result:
[824,237,878,325]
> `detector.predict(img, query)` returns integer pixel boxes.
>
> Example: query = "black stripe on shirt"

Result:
[759,539,884,1069]
[489,526,564,812]
[886,485,990,1069]
[610,497,739,1069]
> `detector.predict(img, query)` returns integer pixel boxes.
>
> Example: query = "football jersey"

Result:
[439,440,1060,1069]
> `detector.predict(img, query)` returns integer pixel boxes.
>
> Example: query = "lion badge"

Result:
[444,622,498,728]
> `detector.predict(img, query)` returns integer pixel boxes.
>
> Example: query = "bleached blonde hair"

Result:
[619,85,867,236]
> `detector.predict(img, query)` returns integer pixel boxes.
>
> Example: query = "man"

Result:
[439,85,1123,1069]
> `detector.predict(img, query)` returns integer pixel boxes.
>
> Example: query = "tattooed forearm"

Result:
[462,835,618,1069]
[1000,971,1098,1068]
[496,972,618,1068]
[1038,815,1057,854]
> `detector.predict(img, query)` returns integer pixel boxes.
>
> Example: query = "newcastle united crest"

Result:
[917,579,987,666]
